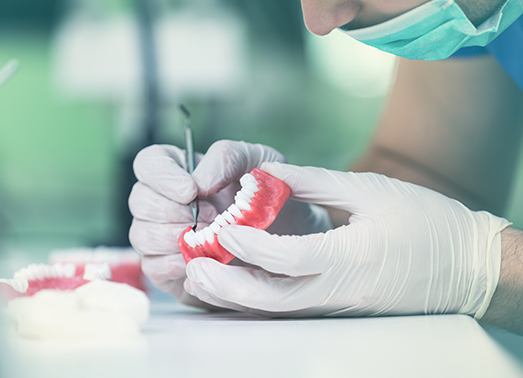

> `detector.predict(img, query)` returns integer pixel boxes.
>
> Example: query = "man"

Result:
[129,0,523,332]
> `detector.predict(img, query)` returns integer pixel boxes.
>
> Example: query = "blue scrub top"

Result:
[453,15,523,91]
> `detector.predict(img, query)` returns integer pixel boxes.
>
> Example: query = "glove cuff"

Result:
[473,214,512,319]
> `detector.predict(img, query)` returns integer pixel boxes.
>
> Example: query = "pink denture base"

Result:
[179,168,291,264]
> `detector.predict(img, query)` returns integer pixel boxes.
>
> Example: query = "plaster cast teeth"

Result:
[204,227,214,244]
[227,204,242,218]
[215,214,228,227]
[234,195,251,211]
[195,231,206,246]
[222,210,235,224]
[184,229,198,248]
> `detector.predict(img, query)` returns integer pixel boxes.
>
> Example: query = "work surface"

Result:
[5,302,523,378]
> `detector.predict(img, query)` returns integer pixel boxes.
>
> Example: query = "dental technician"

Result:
[129,0,523,332]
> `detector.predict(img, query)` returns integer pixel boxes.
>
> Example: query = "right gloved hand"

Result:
[128,140,332,308]
[184,163,511,319]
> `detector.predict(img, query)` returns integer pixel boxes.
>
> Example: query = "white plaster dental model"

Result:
[1,264,149,340]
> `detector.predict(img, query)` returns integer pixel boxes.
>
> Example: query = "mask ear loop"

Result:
[0,59,19,88]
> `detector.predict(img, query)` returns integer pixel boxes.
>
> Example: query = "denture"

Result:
[1,250,146,303]
[179,168,291,264]
[0,263,107,301]
[50,248,146,292]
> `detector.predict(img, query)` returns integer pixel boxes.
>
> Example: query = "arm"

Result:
[352,56,523,214]
[350,57,523,332]
[483,228,523,333]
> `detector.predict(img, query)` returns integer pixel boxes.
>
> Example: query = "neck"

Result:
[456,0,506,25]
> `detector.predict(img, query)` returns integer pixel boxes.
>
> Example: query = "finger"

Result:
[176,285,230,312]
[261,162,376,213]
[184,279,318,317]
[133,144,198,204]
[218,225,349,276]
[185,279,286,316]
[141,257,224,311]
[186,258,320,312]
[129,183,218,223]
[142,254,186,284]
[184,279,249,313]
[193,140,284,196]
[129,220,210,256]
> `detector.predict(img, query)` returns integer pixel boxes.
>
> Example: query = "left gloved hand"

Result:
[184,162,510,318]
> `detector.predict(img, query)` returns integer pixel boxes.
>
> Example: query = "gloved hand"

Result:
[184,162,511,318]
[129,141,331,308]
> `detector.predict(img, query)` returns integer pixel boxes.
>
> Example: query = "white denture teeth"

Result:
[54,264,76,278]
[0,278,28,293]
[184,173,262,249]
[240,173,257,189]
[227,204,242,218]
[210,222,221,233]
[222,210,235,224]
[183,229,198,248]
[13,263,75,282]
[215,214,228,227]
[244,181,258,192]
[204,227,215,243]
[195,231,206,245]
[2,263,77,294]
[235,195,251,211]
[210,221,221,233]
[83,263,111,281]
[237,190,251,203]
[241,186,255,198]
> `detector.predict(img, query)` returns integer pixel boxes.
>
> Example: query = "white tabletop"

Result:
[5,302,523,378]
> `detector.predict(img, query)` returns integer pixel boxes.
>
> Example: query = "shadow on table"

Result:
[484,325,523,367]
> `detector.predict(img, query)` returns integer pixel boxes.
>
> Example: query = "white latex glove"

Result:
[184,162,511,318]
[129,141,331,308]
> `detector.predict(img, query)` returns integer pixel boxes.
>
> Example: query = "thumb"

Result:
[261,162,374,213]
[193,140,284,196]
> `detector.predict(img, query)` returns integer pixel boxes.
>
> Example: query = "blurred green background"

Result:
[0,0,522,268]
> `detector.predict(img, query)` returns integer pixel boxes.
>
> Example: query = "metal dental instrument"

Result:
[179,104,199,230]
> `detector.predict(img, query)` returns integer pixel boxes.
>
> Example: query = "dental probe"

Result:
[179,104,199,230]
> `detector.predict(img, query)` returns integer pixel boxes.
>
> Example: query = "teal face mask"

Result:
[340,0,523,60]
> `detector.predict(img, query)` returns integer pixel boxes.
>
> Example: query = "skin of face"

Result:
[300,0,428,35]
[300,0,503,35]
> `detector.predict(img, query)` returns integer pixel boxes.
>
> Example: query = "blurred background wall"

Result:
[0,0,522,268]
